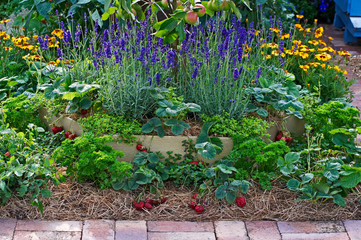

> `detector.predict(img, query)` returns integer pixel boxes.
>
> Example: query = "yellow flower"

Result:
[298,52,309,59]
[315,53,332,61]
[0,19,10,24]
[296,15,304,19]
[318,40,327,46]
[33,35,38,39]
[266,43,278,49]
[47,61,58,66]
[270,27,281,33]
[338,50,351,56]
[295,24,303,29]
[308,61,321,67]
[292,40,302,45]
[299,65,309,72]
[271,50,280,56]
[3,46,12,51]
[314,19,318,24]
[2,34,10,40]
[305,28,311,33]
[328,36,334,41]
[308,40,319,46]
[321,63,326,69]
[285,49,299,55]
[281,33,290,39]
[266,55,272,59]
[327,47,335,53]
[315,27,324,38]
[51,29,64,39]
[317,47,328,52]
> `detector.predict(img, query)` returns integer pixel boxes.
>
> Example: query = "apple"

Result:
[211,0,223,11]
[222,0,230,10]
[161,0,170,9]
[194,3,206,17]
[184,11,198,25]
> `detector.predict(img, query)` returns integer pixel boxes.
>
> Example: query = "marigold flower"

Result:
[266,55,272,59]
[317,47,328,52]
[266,43,278,49]
[328,36,333,41]
[3,46,12,51]
[296,15,304,19]
[308,40,319,46]
[308,61,321,67]
[0,19,10,24]
[292,40,302,45]
[270,27,281,33]
[295,24,303,29]
[315,53,331,61]
[338,50,351,56]
[299,65,309,72]
[318,40,327,46]
[305,28,311,33]
[315,27,324,38]
[298,52,309,59]
[281,33,290,39]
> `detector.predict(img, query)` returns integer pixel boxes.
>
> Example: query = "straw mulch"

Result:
[1,179,361,221]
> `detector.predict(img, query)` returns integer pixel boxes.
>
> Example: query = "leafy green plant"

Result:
[141,87,201,137]
[1,94,45,132]
[52,134,131,189]
[195,122,224,160]
[0,125,60,213]
[78,112,141,144]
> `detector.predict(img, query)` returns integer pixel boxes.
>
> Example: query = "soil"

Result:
[1,180,361,221]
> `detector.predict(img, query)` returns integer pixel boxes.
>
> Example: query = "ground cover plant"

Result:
[1,0,361,217]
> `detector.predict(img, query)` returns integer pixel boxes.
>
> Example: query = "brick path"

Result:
[1,219,361,240]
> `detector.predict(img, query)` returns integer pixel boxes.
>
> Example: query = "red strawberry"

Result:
[4,152,10,157]
[192,194,198,199]
[80,109,88,115]
[160,197,166,204]
[64,131,72,139]
[52,126,59,134]
[195,205,204,214]
[145,203,153,210]
[190,161,199,165]
[136,144,143,151]
[145,199,152,204]
[286,137,292,143]
[57,127,63,132]
[190,201,197,209]
[141,150,148,153]
[281,137,287,142]
[236,197,246,208]
[68,134,77,140]
[151,200,160,206]
[275,134,283,141]
[132,201,137,207]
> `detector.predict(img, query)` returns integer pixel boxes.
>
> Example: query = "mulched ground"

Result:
[1,179,361,221]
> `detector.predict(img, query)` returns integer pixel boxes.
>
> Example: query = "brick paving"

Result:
[2,219,361,239]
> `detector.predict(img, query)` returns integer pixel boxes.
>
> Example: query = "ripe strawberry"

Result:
[132,201,137,207]
[141,150,148,153]
[192,194,198,199]
[57,126,63,132]
[52,126,59,134]
[190,161,199,165]
[136,144,143,151]
[275,134,283,141]
[281,137,287,142]
[195,205,204,214]
[64,131,72,139]
[286,137,292,143]
[190,201,197,209]
[145,199,152,204]
[68,134,77,140]
[145,203,153,210]
[80,109,88,115]
[160,197,167,204]
[4,152,10,157]
[151,200,160,206]
[236,197,246,208]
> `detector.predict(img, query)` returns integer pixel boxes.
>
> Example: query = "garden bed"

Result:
[1,180,361,221]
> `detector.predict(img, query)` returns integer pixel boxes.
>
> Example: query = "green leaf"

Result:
[215,185,227,199]
[121,179,139,191]
[196,142,217,159]
[285,152,300,163]
[0,92,6,101]
[148,117,162,127]
[154,18,178,37]
[41,189,52,198]
[18,185,27,197]
[141,123,153,133]
[176,20,185,42]
[225,190,237,203]
[313,183,330,194]
[287,179,300,191]
[230,1,242,20]
[301,173,314,184]
[171,124,185,135]
[36,2,51,19]
[205,169,215,178]
[0,180,5,191]
[62,92,81,100]
[77,0,91,4]
[197,122,215,144]
[79,97,92,110]
[186,103,201,112]
[333,194,346,207]
[101,12,110,21]
[156,107,167,117]
[323,170,340,181]
[240,181,249,193]
[155,126,165,138]
[92,10,103,28]
[340,172,361,188]
[256,108,268,117]
[148,153,159,164]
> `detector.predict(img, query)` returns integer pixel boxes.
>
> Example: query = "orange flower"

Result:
[281,33,290,39]
[266,43,278,49]
[328,36,334,41]
[298,52,309,59]
[296,15,304,19]
[0,19,10,24]
[315,53,331,61]
[51,29,64,39]
[270,27,281,33]
[308,40,319,46]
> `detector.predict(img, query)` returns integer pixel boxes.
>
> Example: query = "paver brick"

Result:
[277,221,345,234]
[115,220,147,240]
[214,221,248,240]
[83,220,114,240]
[148,232,216,240]
[246,221,281,240]
[343,220,361,240]
[0,219,17,240]
[281,232,350,240]
[16,220,82,232]
[148,221,214,232]
[13,231,81,240]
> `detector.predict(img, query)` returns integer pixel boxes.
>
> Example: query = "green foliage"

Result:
[52,134,131,189]
[201,112,270,140]
[1,95,44,132]
[78,112,141,144]
[195,122,223,159]
[308,100,361,145]
[0,125,60,213]
[231,138,290,173]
